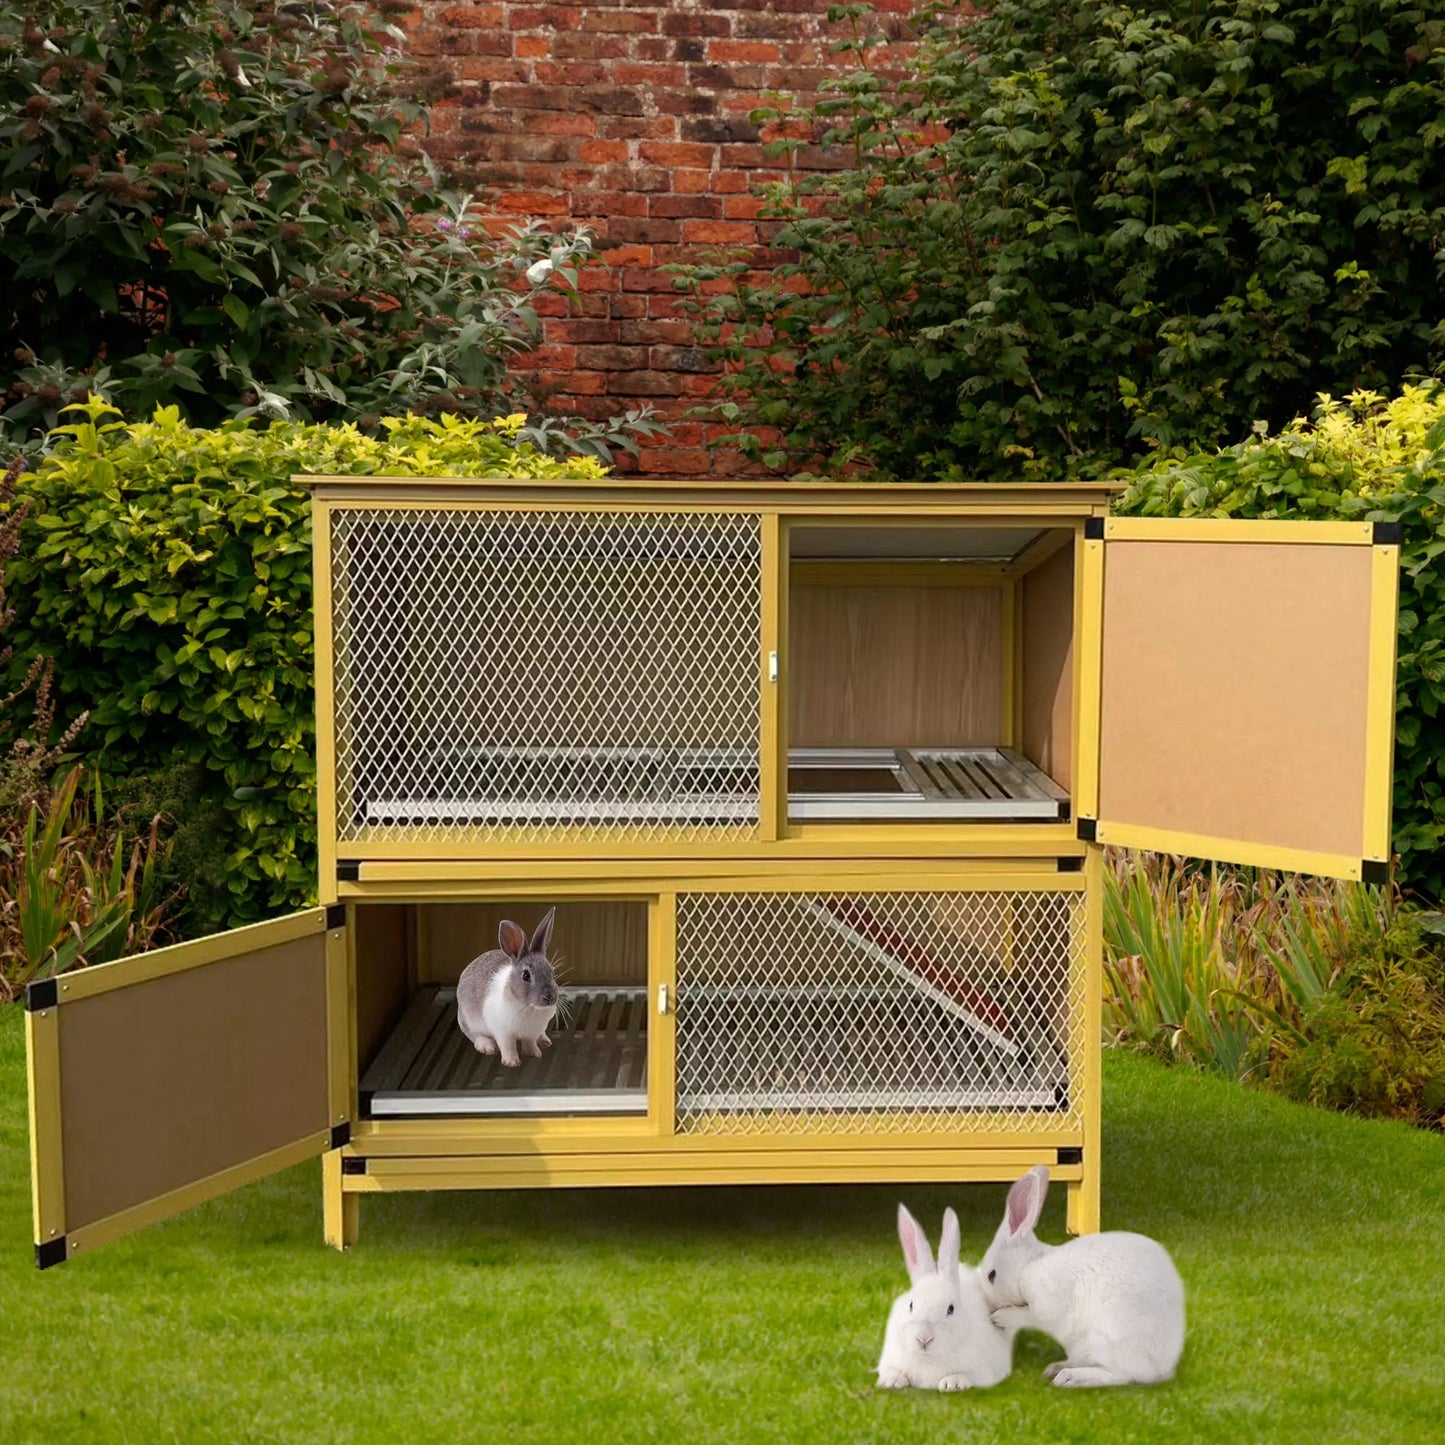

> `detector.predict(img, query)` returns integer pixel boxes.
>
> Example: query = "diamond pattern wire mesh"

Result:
[674,890,1084,1135]
[330,508,762,843]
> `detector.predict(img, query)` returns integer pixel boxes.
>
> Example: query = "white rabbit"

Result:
[979,1165,1185,1388]
[455,909,560,1068]
[876,1204,1015,1392]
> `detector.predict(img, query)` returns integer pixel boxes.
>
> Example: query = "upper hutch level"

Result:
[300,477,1398,886]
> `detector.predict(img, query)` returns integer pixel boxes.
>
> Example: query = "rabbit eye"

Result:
[947,1304,954,1316]
[522,968,531,983]
[988,1270,996,1284]
[907,1301,912,1313]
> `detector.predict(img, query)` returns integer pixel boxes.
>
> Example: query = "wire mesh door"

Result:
[329,508,763,846]
[673,889,1085,1135]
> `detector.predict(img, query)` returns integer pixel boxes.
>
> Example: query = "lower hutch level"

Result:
[325,855,1101,1250]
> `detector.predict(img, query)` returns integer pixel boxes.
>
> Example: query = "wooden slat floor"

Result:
[361,985,649,1117]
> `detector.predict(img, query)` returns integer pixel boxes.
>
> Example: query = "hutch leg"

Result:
[1067,846,1105,1237]
[322,1149,359,1250]
[1065,1166,1100,1236]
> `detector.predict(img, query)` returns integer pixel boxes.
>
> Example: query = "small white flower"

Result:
[525,258,554,285]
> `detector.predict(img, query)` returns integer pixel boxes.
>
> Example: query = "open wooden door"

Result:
[1078,518,1399,880]
[25,907,349,1267]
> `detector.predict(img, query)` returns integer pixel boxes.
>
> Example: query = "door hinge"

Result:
[25,978,58,1012]
[657,983,671,1016]
[35,1237,68,1270]
[767,650,779,683]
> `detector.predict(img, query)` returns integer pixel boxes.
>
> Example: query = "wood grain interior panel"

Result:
[1098,541,1371,856]
[355,904,410,1074]
[1021,540,1075,790]
[58,938,328,1232]
[789,582,1002,748]
[420,901,649,987]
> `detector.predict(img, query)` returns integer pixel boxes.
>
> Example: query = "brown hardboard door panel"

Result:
[1090,520,1397,879]
[27,908,341,1266]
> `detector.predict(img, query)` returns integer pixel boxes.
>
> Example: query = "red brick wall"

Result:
[407,0,916,474]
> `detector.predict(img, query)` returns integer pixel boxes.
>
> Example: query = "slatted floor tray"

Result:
[361,985,648,1117]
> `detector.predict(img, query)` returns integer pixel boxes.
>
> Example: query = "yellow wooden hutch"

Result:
[24,478,1399,1265]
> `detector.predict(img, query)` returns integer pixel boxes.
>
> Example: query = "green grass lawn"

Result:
[2,1003,1443,1445]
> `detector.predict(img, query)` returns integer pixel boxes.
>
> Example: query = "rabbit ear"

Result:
[528,907,556,957]
[498,920,527,958]
[897,1203,934,1283]
[1005,1165,1048,1238]
[938,1207,961,1278]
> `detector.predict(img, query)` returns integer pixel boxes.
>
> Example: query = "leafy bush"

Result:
[2,399,609,930]
[1104,850,1445,1127]
[1115,383,1445,897]
[2,464,173,997]
[0,0,656,460]
[102,760,234,939]
[679,0,1445,478]
[1259,918,1445,1128]
[1,458,87,808]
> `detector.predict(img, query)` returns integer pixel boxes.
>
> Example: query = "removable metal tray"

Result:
[787,746,1068,821]
[362,745,1067,825]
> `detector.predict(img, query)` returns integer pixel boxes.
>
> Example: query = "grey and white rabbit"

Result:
[455,909,560,1067]
[876,1204,1015,1392]
[980,1165,1185,1388]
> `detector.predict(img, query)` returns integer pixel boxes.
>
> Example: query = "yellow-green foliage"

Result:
[1276,385,1445,490]
[2,399,606,932]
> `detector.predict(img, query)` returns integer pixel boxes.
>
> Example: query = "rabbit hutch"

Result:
[24,479,1399,1266]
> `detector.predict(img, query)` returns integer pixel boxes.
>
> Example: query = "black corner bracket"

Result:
[337,861,360,883]
[358,1091,375,1120]
[341,1156,368,1176]
[329,1122,352,1149]
[25,978,59,1012]
[35,1237,68,1270]
[325,903,347,930]
[1084,517,1106,540]
[1077,817,1098,843]
[1056,1147,1084,1166]
[1361,860,1390,887]
[1372,521,1402,546]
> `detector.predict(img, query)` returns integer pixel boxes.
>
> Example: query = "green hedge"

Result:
[1114,386,1445,899]
[4,400,606,932]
